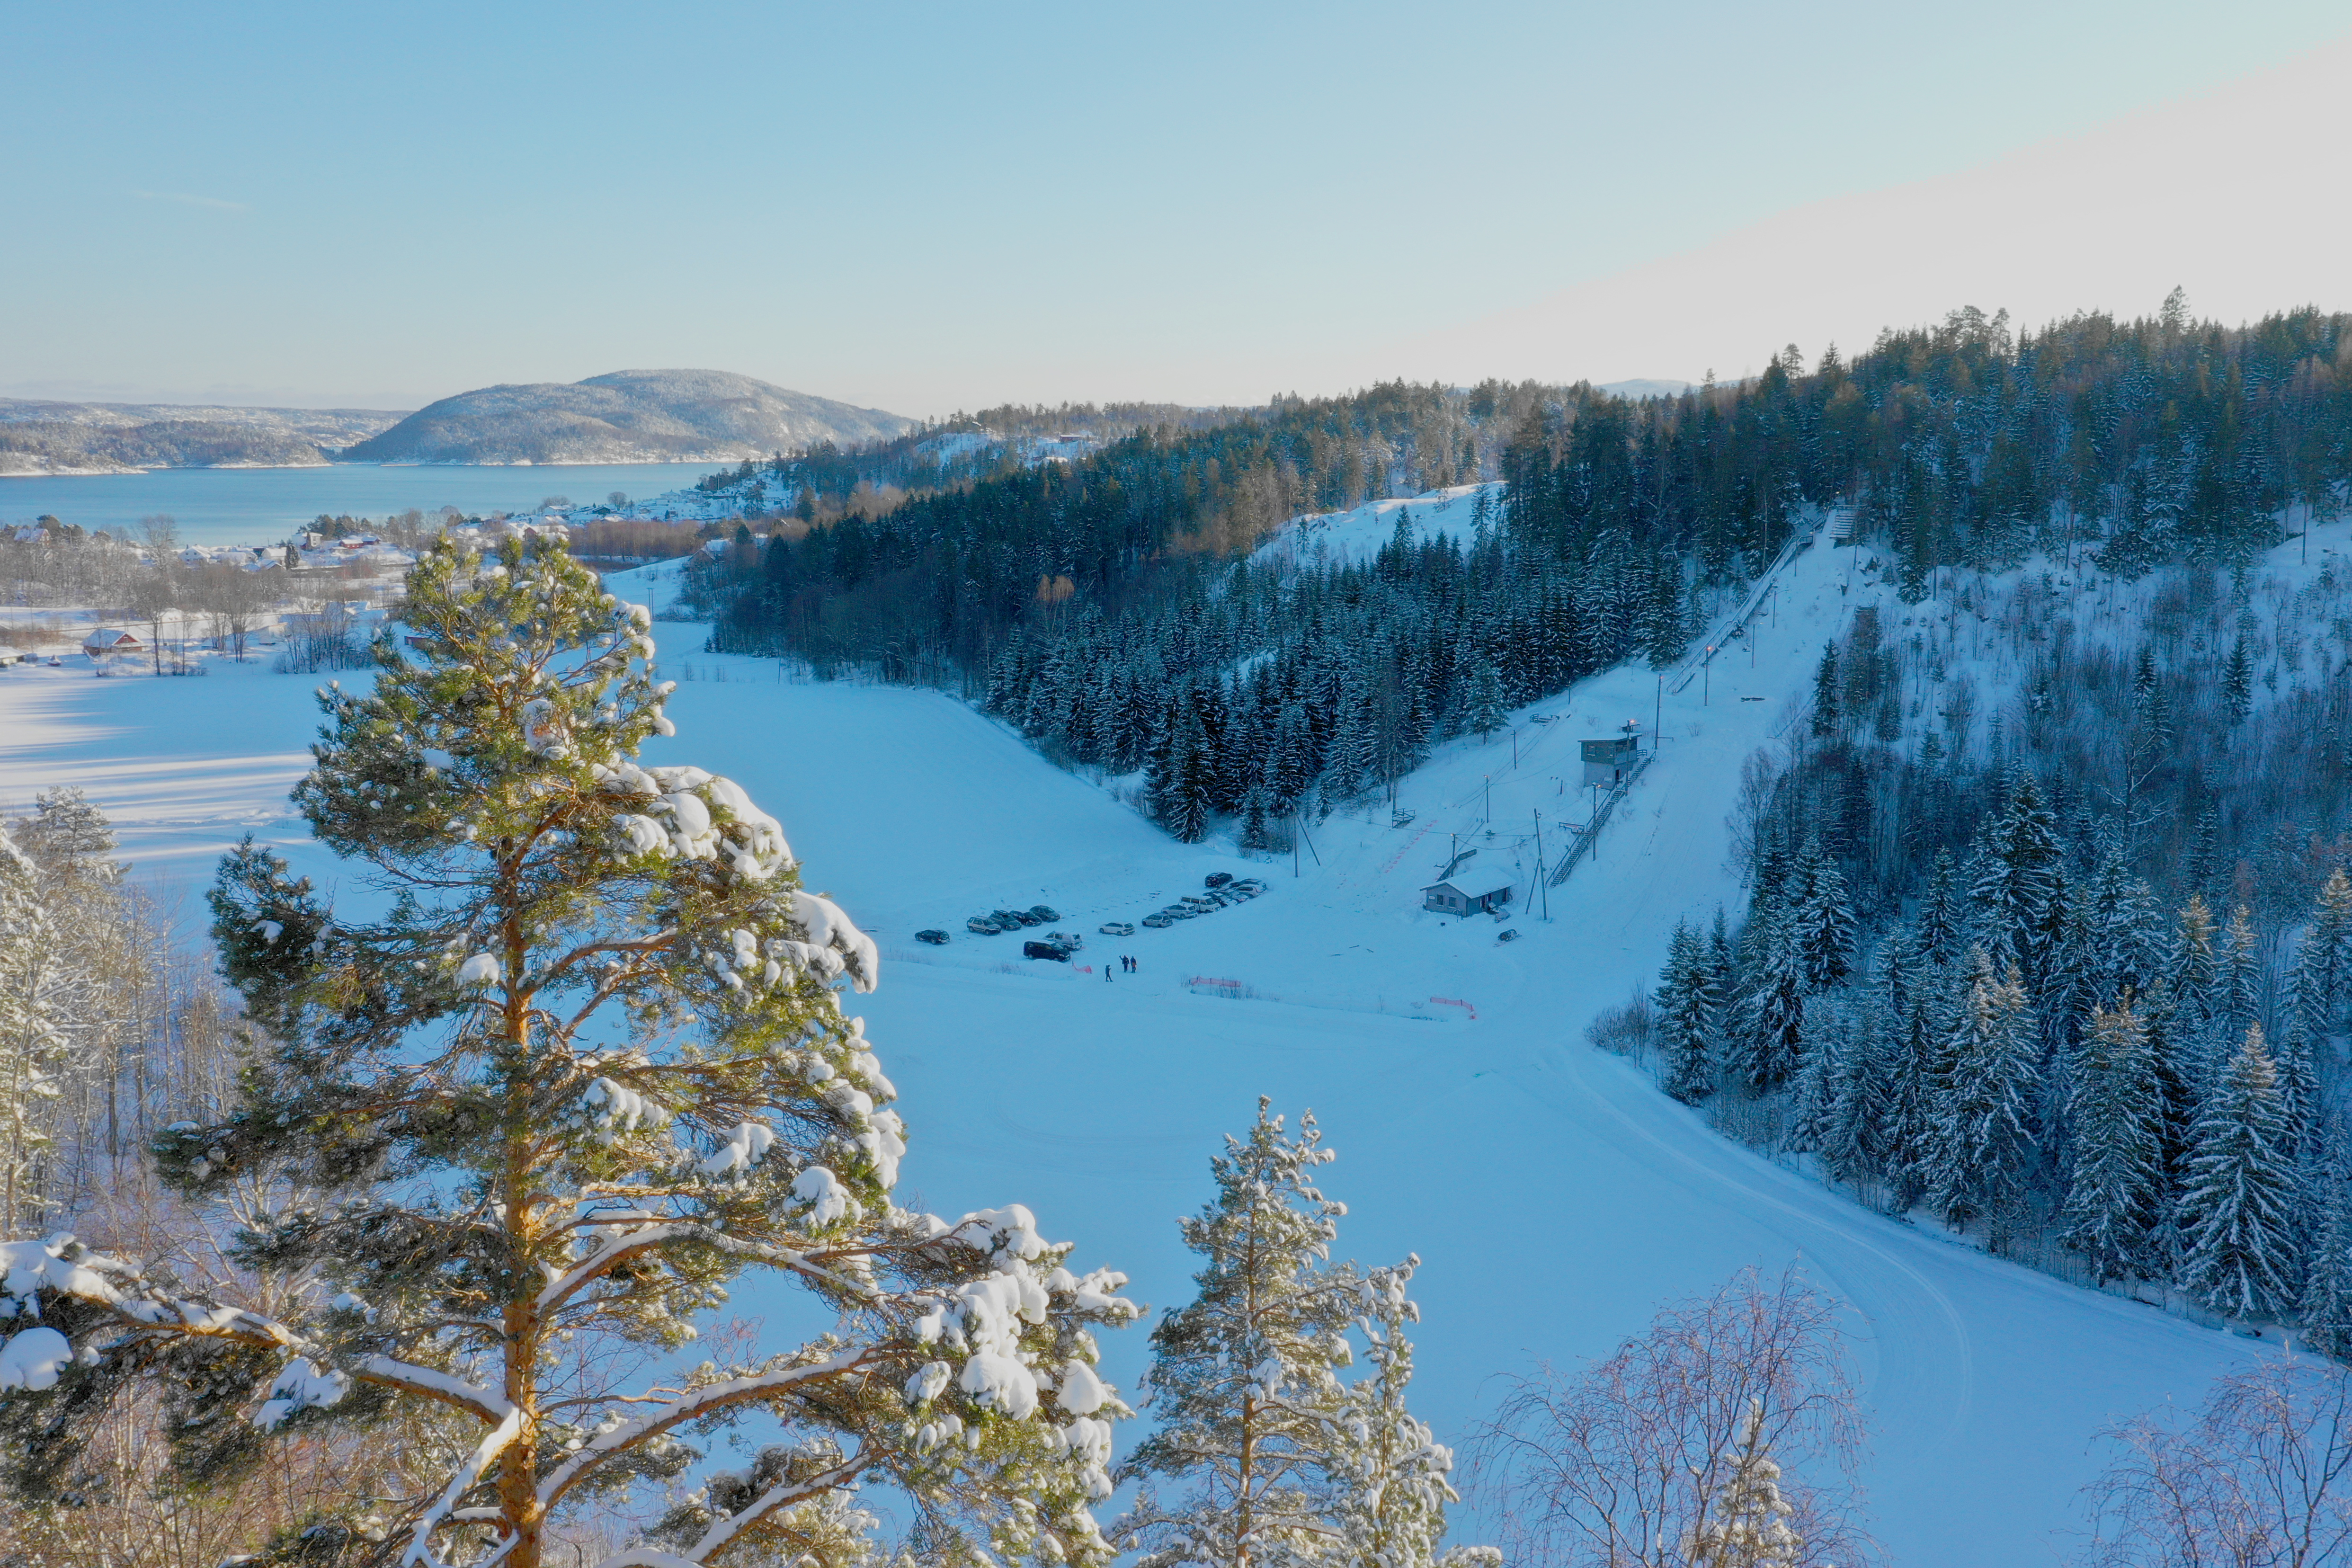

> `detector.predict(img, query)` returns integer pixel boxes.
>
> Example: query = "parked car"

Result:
[1099,921,1135,936]
[1141,913,1174,929]
[1204,872,1234,889]
[967,916,1002,935]
[1027,904,1062,922]
[1023,940,1072,962]
[1046,931,1083,952]
[998,909,1037,928]
[916,928,950,945]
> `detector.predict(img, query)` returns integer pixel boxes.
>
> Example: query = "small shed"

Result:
[1581,734,1640,787]
[82,628,143,665]
[1422,876,1514,917]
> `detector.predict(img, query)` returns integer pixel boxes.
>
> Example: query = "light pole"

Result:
[1704,648,1714,704]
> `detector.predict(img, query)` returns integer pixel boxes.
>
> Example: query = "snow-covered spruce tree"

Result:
[1787,842,1854,993]
[1117,1102,1486,1568]
[1930,951,2042,1244]
[1655,920,1719,1105]
[0,836,66,1235]
[0,536,1138,1568]
[2059,994,2165,1283]
[1323,1266,1498,1568]
[2292,867,2352,1036]
[2178,1025,2302,1322]
[2299,1126,2352,1361]
[1685,1399,1803,1568]
[1730,908,1806,1095]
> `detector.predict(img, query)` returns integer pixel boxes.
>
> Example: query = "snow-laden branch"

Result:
[353,1355,517,1423]
[539,1220,878,1319]
[403,1403,525,1567]
[592,1457,868,1568]
[4,1237,513,1424]
[536,1349,867,1510]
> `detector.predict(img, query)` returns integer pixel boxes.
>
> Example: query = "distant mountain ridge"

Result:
[342,370,917,466]
[0,398,408,475]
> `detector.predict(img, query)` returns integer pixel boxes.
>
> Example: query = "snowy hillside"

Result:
[0,521,2285,1563]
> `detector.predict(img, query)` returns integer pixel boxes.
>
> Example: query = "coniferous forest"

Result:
[687,300,2352,849]
[672,298,2352,1340]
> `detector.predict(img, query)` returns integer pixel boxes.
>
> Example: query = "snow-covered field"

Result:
[0,517,2277,1563]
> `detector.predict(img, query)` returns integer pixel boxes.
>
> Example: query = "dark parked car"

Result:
[1023,940,1072,961]
[1028,904,1061,922]
[998,909,1036,928]
[1205,872,1234,889]
[916,929,950,945]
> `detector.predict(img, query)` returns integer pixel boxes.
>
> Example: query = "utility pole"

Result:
[1704,648,1713,704]
[1534,810,1549,919]
[1654,673,1662,743]
[1483,775,1491,828]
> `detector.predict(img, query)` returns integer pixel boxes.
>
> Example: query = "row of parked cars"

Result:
[1136,872,1266,929]
[910,873,1266,955]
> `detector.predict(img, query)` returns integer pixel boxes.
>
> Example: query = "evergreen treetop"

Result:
[0,536,1138,1568]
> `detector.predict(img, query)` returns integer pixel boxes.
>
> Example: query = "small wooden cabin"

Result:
[81,628,143,664]
[1581,734,1640,788]
[1422,876,1514,917]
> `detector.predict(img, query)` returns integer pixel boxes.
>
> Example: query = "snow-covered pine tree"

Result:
[0,536,1139,1568]
[2059,993,2165,1283]
[1656,920,1719,1104]
[2222,636,2254,724]
[2299,1125,2352,1361]
[2219,902,2264,1043]
[1966,770,2063,980]
[2178,1024,2302,1321]
[1322,1263,1498,1568]
[1916,849,1961,962]
[1465,662,1506,739]
[0,836,66,1235]
[1816,984,1887,1188]
[1684,1398,1803,1568]
[1931,951,2043,1243]
[1808,641,1841,740]
[1879,930,1945,1212]
[1155,696,1216,843]
[1121,1102,1471,1568]
[2292,866,2352,1036]
[2169,893,2220,1033]
[1730,907,1807,1095]
[1785,992,1851,1156]
[1788,841,1855,992]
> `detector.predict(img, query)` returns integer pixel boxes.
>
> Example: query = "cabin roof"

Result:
[1420,876,1514,900]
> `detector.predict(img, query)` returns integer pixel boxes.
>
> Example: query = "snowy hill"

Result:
[340,369,915,465]
[0,396,408,474]
[0,522,2287,1563]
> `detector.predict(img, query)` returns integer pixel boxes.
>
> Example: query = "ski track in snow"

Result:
[3,514,2325,1563]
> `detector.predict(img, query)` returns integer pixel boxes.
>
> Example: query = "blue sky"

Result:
[7,0,2347,415]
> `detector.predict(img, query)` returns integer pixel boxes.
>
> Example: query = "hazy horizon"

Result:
[8,1,2348,419]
